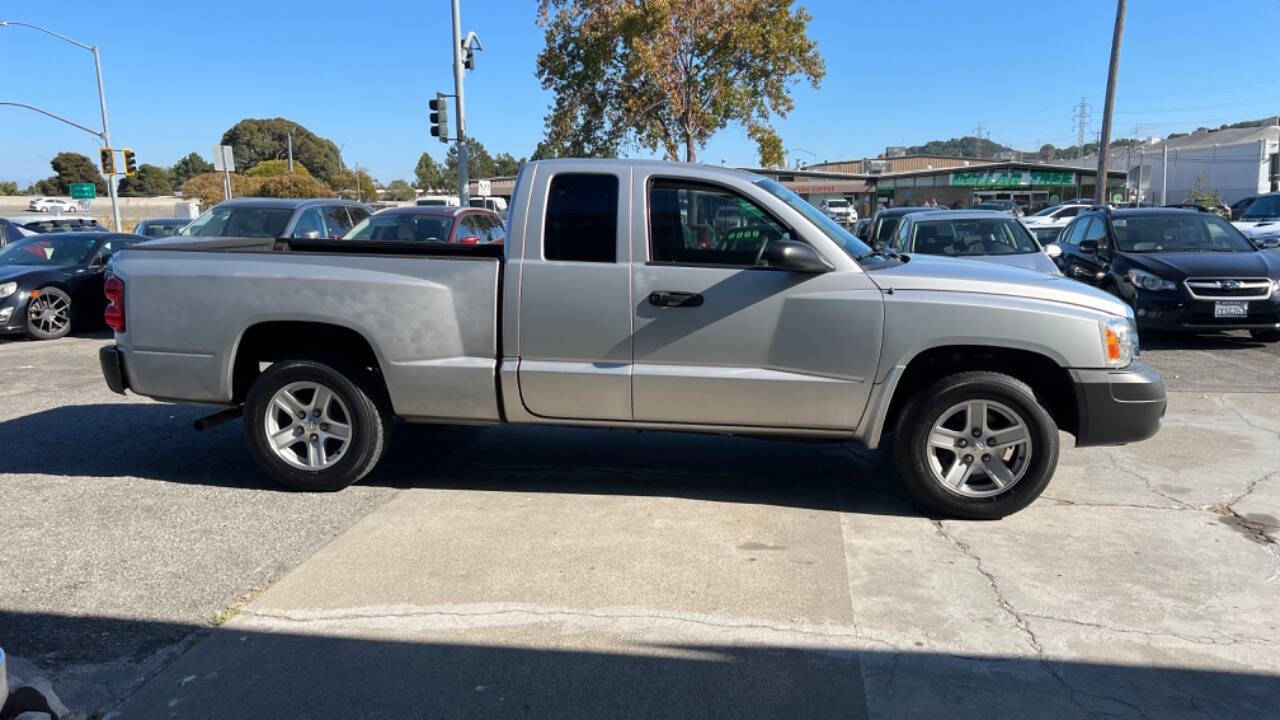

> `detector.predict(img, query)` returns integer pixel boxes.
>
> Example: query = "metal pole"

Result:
[92,46,121,231]
[1161,142,1168,206]
[287,131,294,173]
[1094,0,1126,205]
[451,0,469,205]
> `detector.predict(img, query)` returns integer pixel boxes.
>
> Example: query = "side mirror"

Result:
[294,229,322,240]
[762,239,831,273]
[458,235,483,245]
[1079,239,1099,254]
[1043,243,1062,259]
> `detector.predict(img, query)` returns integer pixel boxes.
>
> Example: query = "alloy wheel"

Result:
[263,381,353,470]
[924,399,1033,498]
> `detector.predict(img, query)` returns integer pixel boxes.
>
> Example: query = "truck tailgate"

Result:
[113,249,502,423]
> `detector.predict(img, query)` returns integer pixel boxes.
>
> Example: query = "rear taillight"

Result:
[104,275,125,332]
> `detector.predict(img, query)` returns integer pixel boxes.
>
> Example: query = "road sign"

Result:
[211,145,235,172]
[476,179,491,196]
[70,183,96,200]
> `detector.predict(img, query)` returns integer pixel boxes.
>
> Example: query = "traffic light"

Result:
[122,148,137,177]
[100,147,115,176]
[429,93,449,144]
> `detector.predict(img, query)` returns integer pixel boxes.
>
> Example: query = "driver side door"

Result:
[630,178,880,430]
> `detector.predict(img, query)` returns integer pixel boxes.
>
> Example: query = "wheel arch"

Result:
[229,320,389,405]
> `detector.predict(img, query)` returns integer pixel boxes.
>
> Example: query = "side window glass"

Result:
[323,206,354,238]
[894,218,911,251]
[648,180,789,265]
[292,208,326,238]
[347,207,370,227]
[1064,219,1087,248]
[544,173,618,263]
[1059,206,1081,218]
[488,217,507,244]
[1083,217,1108,248]
[458,215,484,241]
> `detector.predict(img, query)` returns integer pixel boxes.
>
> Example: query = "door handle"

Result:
[648,291,704,307]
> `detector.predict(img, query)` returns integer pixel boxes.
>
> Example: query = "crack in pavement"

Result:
[1022,611,1278,649]
[1214,395,1280,444]
[1101,449,1196,510]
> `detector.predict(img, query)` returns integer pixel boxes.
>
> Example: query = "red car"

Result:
[343,205,505,245]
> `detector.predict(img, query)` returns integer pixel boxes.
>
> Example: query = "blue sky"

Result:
[3,0,1280,186]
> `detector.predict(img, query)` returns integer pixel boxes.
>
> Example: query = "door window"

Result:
[323,206,355,238]
[1082,217,1109,249]
[544,174,618,262]
[1063,218,1088,248]
[1058,206,1082,218]
[292,208,325,238]
[347,207,370,227]
[483,215,507,244]
[648,180,789,265]
[457,214,485,241]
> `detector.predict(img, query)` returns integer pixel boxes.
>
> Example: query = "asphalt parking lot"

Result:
[2,331,1278,719]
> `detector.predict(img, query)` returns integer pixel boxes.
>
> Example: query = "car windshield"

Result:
[21,218,104,233]
[139,221,187,238]
[345,213,454,242]
[1030,226,1064,245]
[910,218,1039,256]
[1241,195,1280,220]
[826,200,848,208]
[1031,205,1061,217]
[754,178,873,260]
[180,206,295,238]
[1113,214,1256,252]
[0,235,99,266]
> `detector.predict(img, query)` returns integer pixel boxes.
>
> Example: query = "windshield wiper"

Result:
[858,247,904,262]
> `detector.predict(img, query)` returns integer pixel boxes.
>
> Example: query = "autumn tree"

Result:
[180,172,257,209]
[536,0,824,167]
[329,168,378,202]
[255,173,334,200]
[246,159,313,178]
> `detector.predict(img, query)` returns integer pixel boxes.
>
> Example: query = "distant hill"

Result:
[904,136,1009,158]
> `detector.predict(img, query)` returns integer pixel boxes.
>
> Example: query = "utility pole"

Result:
[1095,0,1127,205]
[287,131,294,173]
[451,0,469,205]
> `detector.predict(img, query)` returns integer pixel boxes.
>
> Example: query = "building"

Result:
[807,153,986,176]
[869,162,1125,209]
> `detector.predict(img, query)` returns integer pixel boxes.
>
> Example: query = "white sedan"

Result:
[28,197,78,213]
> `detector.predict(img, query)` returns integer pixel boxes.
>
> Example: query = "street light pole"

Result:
[1,21,121,230]
[450,0,469,205]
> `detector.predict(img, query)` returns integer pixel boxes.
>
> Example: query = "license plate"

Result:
[1215,301,1249,318]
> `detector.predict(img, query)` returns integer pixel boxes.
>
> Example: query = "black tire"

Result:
[1250,329,1280,343]
[26,286,72,340]
[892,371,1059,520]
[243,358,390,491]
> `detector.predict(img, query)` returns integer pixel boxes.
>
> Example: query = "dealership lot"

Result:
[1,332,1277,718]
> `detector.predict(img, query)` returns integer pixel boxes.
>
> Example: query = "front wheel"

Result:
[244,359,390,491]
[892,371,1059,519]
[26,287,73,340]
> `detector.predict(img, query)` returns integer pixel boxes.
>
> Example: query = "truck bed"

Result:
[113,238,504,423]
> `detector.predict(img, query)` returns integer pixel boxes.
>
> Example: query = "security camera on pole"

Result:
[449,0,482,206]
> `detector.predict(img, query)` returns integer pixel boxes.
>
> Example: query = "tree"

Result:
[0,181,18,195]
[445,137,496,185]
[220,118,342,183]
[492,152,523,176]
[329,168,378,202]
[1185,171,1223,210]
[180,172,257,209]
[415,152,444,190]
[254,173,334,200]
[383,179,416,201]
[246,159,313,178]
[535,0,825,166]
[1038,144,1056,162]
[169,152,214,188]
[118,164,174,196]
[48,151,107,195]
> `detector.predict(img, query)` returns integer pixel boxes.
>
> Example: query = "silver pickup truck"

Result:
[99,159,1165,518]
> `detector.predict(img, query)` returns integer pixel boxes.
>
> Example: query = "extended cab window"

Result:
[648,180,788,265]
[544,174,618,262]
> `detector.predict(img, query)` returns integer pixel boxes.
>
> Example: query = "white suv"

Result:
[819,197,856,225]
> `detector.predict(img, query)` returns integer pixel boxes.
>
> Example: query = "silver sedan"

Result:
[888,210,1062,275]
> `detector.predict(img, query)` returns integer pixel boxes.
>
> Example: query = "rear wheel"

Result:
[893,371,1059,519]
[26,287,72,340]
[244,358,389,491]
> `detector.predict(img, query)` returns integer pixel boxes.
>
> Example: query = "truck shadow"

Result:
[0,403,920,517]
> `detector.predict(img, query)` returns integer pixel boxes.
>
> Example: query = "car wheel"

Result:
[1250,329,1280,343]
[892,371,1059,519]
[25,287,73,340]
[244,358,390,491]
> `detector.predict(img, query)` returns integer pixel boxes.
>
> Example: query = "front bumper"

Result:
[1070,362,1166,447]
[1132,291,1280,331]
[0,293,27,333]
[100,344,129,394]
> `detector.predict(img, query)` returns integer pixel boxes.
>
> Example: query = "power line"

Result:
[1073,98,1092,158]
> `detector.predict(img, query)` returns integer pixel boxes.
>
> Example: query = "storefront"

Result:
[880,164,1127,210]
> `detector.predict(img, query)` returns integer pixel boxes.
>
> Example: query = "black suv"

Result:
[1055,207,1280,341]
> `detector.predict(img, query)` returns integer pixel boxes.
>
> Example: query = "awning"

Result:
[783,180,871,194]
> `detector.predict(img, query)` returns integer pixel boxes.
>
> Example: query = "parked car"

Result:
[178,198,371,240]
[133,217,190,238]
[468,195,508,217]
[28,197,78,213]
[866,206,936,247]
[415,194,461,207]
[2,216,105,234]
[888,210,1061,275]
[971,200,1024,217]
[818,197,857,225]
[1232,192,1280,249]
[102,159,1163,520]
[1054,207,1280,340]
[343,205,505,245]
[0,218,37,247]
[1166,202,1230,220]
[1231,195,1258,221]
[0,232,148,339]
[1023,203,1091,228]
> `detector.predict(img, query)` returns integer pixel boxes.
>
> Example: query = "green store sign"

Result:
[950,171,1076,187]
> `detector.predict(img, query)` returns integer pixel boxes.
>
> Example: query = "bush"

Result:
[253,173,333,199]
[246,159,312,178]
[180,172,257,209]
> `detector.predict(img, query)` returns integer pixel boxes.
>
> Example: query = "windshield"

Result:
[1030,226,1064,245]
[345,213,454,242]
[910,218,1039,256]
[0,235,99,266]
[1031,205,1061,217]
[1241,195,1280,220]
[754,178,872,260]
[180,206,294,238]
[826,200,848,208]
[139,221,187,238]
[1113,214,1256,252]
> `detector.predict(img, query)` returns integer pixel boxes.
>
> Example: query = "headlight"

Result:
[1125,269,1176,292]
[0,282,16,299]
[1100,316,1137,368]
